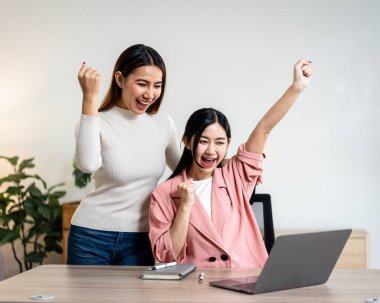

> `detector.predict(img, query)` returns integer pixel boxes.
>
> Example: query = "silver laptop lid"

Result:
[209,229,352,294]
[253,229,352,294]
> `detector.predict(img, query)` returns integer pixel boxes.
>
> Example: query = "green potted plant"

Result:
[72,163,91,189]
[0,156,65,272]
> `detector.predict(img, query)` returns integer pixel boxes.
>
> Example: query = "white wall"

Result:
[1,0,379,276]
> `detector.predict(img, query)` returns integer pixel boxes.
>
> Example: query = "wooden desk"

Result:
[0,265,379,302]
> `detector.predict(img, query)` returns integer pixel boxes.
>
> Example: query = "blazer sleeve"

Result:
[224,143,265,199]
[149,189,188,263]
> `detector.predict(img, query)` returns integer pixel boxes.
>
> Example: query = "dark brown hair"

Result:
[99,44,166,114]
[169,108,231,179]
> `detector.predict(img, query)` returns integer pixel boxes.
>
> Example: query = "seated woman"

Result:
[149,59,312,268]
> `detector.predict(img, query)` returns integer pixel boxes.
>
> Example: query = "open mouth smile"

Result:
[136,99,151,109]
[200,156,217,168]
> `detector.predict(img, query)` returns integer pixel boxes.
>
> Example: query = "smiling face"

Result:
[186,122,230,180]
[115,65,163,114]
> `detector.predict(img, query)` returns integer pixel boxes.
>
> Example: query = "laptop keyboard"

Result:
[233,282,257,291]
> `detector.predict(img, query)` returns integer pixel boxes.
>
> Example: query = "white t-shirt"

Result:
[72,106,181,232]
[193,177,213,218]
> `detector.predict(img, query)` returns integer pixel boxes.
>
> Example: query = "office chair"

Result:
[250,190,275,253]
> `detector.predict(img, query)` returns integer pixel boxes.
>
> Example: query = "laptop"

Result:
[209,229,352,294]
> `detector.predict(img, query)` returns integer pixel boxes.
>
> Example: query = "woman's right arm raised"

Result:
[245,59,312,154]
[78,63,101,116]
[74,63,102,173]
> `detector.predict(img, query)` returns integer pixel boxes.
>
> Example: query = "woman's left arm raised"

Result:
[246,59,313,154]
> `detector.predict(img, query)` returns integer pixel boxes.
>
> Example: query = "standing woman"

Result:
[68,44,181,266]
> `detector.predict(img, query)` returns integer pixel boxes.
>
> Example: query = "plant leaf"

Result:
[33,174,47,190]
[23,197,39,216]
[49,190,66,200]
[5,186,23,196]
[18,158,35,171]
[0,195,13,207]
[0,156,19,166]
[27,183,45,199]
[0,227,20,245]
[0,175,20,186]
[7,210,27,225]
[72,163,92,188]
[37,204,52,220]
[24,251,45,263]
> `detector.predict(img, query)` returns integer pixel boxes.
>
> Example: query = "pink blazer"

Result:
[149,144,268,268]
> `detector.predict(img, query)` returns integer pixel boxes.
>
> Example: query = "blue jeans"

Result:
[67,225,155,266]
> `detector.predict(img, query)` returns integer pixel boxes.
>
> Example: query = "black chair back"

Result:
[250,192,275,253]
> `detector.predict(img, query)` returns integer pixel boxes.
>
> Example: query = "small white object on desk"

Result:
[30,294,55,301]
[199,272,205,283]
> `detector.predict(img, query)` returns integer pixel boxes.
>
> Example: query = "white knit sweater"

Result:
[72,106,181,232]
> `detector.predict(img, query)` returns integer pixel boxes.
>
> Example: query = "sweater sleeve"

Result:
[164,114,181,171]
[74,114,102,173]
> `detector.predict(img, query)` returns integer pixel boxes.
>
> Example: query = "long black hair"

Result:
[99,44,166,114]
[169,108,231,179]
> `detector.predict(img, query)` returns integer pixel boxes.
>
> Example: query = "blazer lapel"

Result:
[210,167,231,238]
[170,171,226,251]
